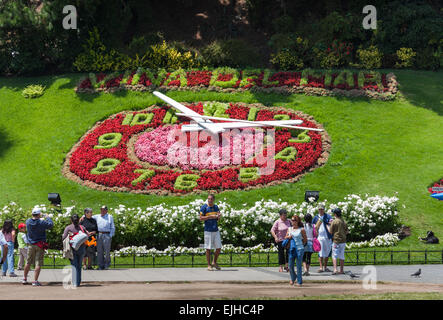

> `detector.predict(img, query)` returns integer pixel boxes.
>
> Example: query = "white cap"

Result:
[32,208,42,215]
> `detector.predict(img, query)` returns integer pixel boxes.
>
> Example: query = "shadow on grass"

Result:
[396,70,443,116]
[74,86,131,102]
[0,127,13,158]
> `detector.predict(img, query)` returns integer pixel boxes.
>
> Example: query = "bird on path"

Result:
[410,269,421,277]
[348,271,360,279]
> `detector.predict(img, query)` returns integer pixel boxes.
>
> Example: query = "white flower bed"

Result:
[0,193,401,249]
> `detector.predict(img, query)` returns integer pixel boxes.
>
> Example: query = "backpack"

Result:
[69,225,88,251]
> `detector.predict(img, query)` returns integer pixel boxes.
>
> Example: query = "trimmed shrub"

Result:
[356,45,383,69]
[22,85,45,99]
[146,41,198,71]
[73,28,129,72]
[395,47,416,69]
[270,49,304,70]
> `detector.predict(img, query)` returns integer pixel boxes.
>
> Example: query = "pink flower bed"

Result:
[134,125,265,170]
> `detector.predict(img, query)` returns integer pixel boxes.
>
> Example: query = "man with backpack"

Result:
[22,208,54,286]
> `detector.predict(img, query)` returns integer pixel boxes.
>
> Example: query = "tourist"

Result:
[17,223,29,270]
[80,208,98,270]
[94,206,114,270]
[312,204,333,273]
[270,209,291,272]
[199,194,222,271]
[62,214,87,287]
[0,229,8,267]
[23,208,54,286]
[327,208,348,275]
[285,215,307,286]
[302,213,315,276]
[1,220,17,277]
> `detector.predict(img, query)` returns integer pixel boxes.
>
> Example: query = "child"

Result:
[17,223,29,270]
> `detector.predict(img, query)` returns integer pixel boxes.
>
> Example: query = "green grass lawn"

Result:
[240,292,443,300]
[0,70,442,252]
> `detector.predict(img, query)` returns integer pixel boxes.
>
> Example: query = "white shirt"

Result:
[318,219,328,239]
[304,224,314,241]
[0,232,7,246]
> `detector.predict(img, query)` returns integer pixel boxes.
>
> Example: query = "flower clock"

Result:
[63,102,330,195]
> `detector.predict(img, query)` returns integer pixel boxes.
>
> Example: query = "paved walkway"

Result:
[1,264,442,285]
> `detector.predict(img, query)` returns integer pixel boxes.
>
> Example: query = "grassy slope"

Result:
[0,70,442,251]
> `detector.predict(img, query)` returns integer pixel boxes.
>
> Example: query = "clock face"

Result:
[63,102,330,195]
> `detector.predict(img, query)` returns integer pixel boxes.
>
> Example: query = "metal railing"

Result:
[31,249,443,268]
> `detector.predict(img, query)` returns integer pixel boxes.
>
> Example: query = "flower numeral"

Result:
[289,130,311,143]
[94,132,122,149]
[174,174,200,191]
[162,109,178,124]
[122,113,154,126]
[275,147,298,162]
[131,169,155,186]
[90,158,121,175]
[239,167,260,182]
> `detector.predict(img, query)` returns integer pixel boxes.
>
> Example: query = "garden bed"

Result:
[62,102,331,196]
[0,194,401,250]
[76,68,398,100]
[428,177,443,194]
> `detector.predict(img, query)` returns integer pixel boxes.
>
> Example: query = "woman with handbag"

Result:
[62,214,88,288]
[270,209,291,272]
[285,215,307,287]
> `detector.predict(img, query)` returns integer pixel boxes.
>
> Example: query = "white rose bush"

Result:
[0,193,401,254]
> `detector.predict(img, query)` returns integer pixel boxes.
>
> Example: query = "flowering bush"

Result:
[76,68,398,100]
[395,48,416,69]
[428,177,443,194]
[62,103,329,195]
[356,45,383,69]
[345,233,400,249]
[0,194,401,251]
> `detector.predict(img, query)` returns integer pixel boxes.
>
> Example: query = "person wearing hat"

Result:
[312,204,333,273]
[327,208,348,275]
[23,208,54,286]
[80,206,115,270]
[16,223,29,270]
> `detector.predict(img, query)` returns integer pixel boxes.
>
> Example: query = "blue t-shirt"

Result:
[200,204,220,232]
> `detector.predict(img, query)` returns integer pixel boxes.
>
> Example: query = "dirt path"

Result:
[1,281,442,300]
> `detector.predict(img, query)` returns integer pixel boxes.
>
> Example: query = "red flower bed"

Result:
[428,178,443,194]
[63,103,329,195]
[76,68,397,100]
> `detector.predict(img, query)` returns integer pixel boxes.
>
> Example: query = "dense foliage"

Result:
[0,0,441,75]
